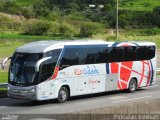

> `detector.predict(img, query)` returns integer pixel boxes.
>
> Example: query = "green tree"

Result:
[21,6,35,18]
[150,6,160,27]
[33,0,50,18]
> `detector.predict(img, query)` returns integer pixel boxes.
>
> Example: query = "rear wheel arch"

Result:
[128,77,138,93]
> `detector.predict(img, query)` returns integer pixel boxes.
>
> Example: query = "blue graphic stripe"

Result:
[149,60,154,85]
[106,63,110,74]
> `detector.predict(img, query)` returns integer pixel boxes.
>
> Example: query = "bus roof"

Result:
[15,40,156,53]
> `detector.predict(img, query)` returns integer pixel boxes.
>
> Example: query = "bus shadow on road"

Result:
[4,88,146,107]
[68,88,146,102]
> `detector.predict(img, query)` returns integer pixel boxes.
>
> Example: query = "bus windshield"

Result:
[9,53,43,86]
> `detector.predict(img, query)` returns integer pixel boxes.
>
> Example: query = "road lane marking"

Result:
[109,96,127,100]
[112,95,152,103]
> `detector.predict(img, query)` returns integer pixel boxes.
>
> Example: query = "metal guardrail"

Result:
[0,83,7,88]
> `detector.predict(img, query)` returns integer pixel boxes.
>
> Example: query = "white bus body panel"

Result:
[7,41,157,101]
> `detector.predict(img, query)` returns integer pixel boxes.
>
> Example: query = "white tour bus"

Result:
[2,40,156,103]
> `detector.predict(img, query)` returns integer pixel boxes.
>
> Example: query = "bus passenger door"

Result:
[78,76,92,95]
[91,75,106,93]
[105,74,118,91]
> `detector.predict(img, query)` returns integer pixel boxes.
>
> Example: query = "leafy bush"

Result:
[1,1,21,15]
[47,21,60,35]
[79,22,103,37]
[47,11,61,21]
[23,20,79,37]
[21,6,35,18]
[23,20,51,35]
[0,13,22,30]
[59,22,78,37]
[143,29,157,36]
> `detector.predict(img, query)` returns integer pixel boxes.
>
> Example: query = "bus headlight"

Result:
[29,88,36,93]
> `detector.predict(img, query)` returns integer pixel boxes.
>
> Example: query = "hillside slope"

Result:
[14,0,160,12]
[120,0,160,11]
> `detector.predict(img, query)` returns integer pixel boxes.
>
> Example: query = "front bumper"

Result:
[7,84,37,100]
[8,90,37,100]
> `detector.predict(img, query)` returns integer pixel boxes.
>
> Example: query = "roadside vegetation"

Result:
[0,72,8,83]
[120,0,160,11]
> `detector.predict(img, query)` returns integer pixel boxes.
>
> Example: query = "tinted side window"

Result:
[40,49,61,82]
[40,58,56,82]
[136,46,146,60]
[110,47,124,62]
[124,46,136,61]
[60,45,108,68]
[96,47,109,63]
[84,46,107,64]
[146,46,155,60]
[78,48,88,64]
[44,49,61,58]
[85,47,97,64]
[61,48,79,67]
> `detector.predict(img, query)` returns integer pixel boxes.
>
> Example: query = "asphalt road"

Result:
[0,77,160,114]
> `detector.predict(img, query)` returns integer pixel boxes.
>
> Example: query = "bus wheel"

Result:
[128,78,137,93]
[57,86,68,103]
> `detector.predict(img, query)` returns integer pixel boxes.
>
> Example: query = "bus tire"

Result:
[128,78,137,93]
[57,86,68,103]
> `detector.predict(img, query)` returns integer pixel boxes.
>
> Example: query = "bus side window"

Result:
[124,46,136,61]
[136,46,146,60]
[146,46,155,60]
[110,47,124,62]
[40,58,57,82]
[78,48,88,65]
[60,48,79,69]
[85,48,97,64]
[95,47,108,63]
[40,49,61,82]
[84,46,107,64]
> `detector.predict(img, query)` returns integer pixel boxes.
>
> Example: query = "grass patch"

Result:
[0,41,24,58]
[0,31,76,58]
[0,72,8,83]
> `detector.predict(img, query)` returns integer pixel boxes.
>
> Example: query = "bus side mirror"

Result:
[1,57,11,70]
[35,57,52,72]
